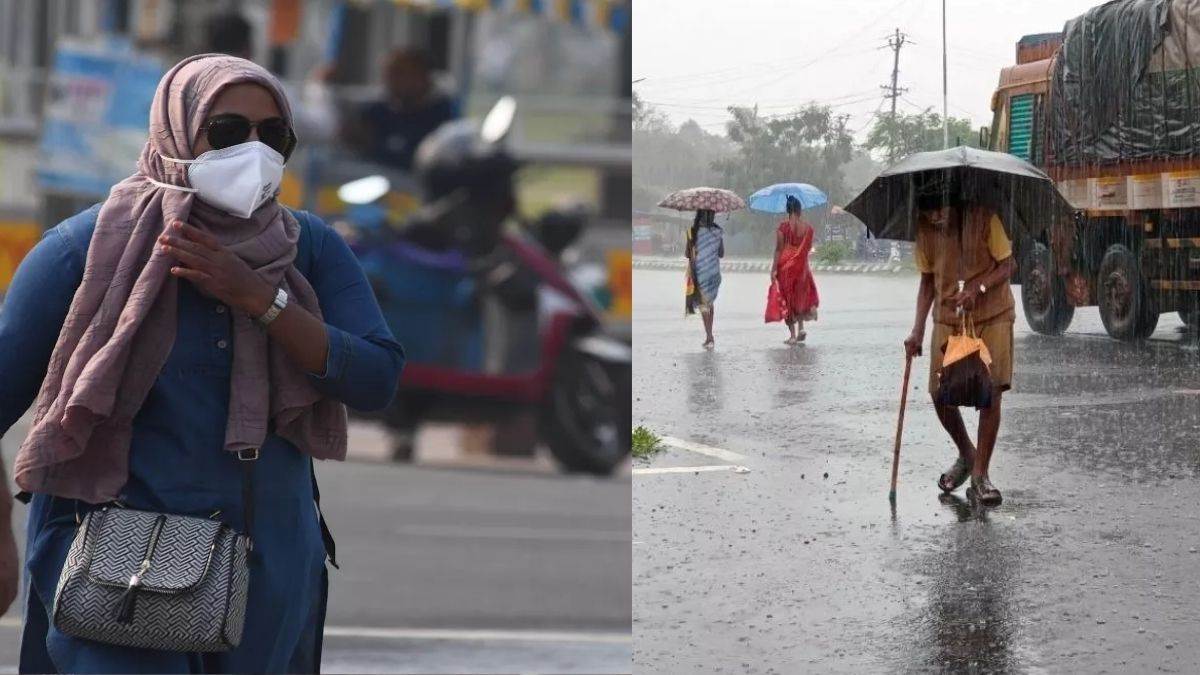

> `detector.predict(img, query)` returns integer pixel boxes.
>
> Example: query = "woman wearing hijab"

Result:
[766,195,819,344]
[0,54,404,672]
[684,209,724,348]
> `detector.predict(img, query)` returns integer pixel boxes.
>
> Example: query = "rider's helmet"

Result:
[414,96,518,205]
[411,97,519,254]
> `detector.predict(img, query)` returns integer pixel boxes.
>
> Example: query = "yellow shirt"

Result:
[914,214,1012,274]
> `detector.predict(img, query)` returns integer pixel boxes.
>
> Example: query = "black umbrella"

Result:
[845,146,1076,242]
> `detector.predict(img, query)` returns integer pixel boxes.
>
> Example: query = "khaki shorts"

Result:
[929,320,1014,395]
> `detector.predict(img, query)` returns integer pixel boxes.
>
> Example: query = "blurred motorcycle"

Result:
[337,97,631,475]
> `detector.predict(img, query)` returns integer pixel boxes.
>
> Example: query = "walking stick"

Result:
[889,353,914,503]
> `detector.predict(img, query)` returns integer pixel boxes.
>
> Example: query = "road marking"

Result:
[392,523,628,542]
[1175,389,1200,395]
[633,465,750,476]
[658,436,747,463]
[322,626,631,644]
[0,616,629,645]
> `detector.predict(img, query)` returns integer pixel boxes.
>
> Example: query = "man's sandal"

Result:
[937,456,973,493]
[965,475,1002,506]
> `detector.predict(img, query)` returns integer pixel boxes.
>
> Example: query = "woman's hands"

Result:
[160,220,330,373]
[159,221,275,318]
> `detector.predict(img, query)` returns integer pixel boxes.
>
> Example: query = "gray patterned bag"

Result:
[51,505,251,652]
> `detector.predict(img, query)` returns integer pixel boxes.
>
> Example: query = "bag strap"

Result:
[310,459,339,569]
[955,205,971,330]
[239,450,338,568]
[238,449,258,550]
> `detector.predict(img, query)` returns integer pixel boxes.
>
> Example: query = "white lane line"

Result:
[658,436,746,463]
[0,616,629,645]
[633,465,751,476]
[391,523,628,543]
[322,626,631,644]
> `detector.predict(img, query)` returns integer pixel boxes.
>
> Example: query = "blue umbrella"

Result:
[747,183,828,214]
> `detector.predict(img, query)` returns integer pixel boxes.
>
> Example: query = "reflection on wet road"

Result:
[634,270,1200,673]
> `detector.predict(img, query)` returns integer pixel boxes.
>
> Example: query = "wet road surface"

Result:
[634,269,1200,674]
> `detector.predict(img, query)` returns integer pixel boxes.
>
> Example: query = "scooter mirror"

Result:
[481,96,517,145]
[338,175,391,205]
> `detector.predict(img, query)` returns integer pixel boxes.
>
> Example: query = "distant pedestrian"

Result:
[1,54,403,672]
[685,209,723,348]
[766,195,819,344]
[203,10,339,143]
[903,191,1016,506]
[343,48,459,172]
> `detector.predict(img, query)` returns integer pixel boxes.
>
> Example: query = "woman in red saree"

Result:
[766,195,819,344]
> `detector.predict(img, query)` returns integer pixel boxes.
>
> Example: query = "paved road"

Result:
[634,269,1200,674]
[0,421,631,673]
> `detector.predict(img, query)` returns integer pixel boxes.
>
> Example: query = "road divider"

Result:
[633,257,906,274]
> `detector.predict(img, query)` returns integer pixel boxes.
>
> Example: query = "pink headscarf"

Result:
[14,54,348,503]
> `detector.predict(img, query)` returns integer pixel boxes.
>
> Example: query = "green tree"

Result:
[633,99,732,211]
[711,103,855,205]
[865,108,978,161]
[633,90,671,134]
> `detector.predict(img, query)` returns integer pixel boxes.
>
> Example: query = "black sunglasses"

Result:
[200,113,297,160]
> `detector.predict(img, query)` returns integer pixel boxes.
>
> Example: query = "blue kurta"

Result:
[0,205,404,673]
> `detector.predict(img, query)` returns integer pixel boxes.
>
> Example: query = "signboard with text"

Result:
[37,38,164,197]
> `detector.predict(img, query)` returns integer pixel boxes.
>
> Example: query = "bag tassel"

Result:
[113,573,142,624]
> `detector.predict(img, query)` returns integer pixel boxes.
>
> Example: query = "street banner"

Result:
[37,38,164,197]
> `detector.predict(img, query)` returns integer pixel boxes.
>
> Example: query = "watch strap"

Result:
[256,287,288,327]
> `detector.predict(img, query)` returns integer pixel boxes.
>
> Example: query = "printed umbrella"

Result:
[657,187,746,213]
[747,182,828,213]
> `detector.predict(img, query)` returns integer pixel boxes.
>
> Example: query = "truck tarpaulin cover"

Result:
[1048,0,1200,165]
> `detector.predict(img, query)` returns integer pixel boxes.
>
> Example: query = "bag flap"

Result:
[87,509,224,593]
[942,334,993,368]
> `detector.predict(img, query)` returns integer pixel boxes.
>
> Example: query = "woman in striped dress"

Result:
[685,209,724,348]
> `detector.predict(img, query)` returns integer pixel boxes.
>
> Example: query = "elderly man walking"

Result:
[903,192,1017,505]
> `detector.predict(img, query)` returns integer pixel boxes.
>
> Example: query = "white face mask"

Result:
[155,141,285,218]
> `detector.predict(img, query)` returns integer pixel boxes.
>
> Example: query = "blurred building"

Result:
[0,0,630,301]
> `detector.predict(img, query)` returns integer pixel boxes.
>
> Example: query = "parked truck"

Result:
[985,0,1200,341]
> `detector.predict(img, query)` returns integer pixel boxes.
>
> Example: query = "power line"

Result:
[852,97,889,137]
[689,94,886,133]
[639,0,919,96]
[643,88,882,112]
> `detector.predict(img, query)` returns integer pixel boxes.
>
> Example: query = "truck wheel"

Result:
[542,347,630,475]
[1181,310,1200,330]
[1021,242,1074,335]
[1179,296,1200,330]
[1098,244,1158,341]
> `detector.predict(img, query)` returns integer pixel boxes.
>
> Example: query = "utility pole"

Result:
[942,0,950,149]
[881,28,909,162]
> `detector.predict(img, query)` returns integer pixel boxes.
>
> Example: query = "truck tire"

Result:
[1179,296,1200,331]
[1020,242,1074,336]
[1098,244,1158,341]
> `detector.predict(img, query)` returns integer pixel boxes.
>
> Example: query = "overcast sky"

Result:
[634,0,1101,141]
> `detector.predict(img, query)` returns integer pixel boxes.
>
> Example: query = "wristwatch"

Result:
[255,287,289,327]
[979,283,988,295]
